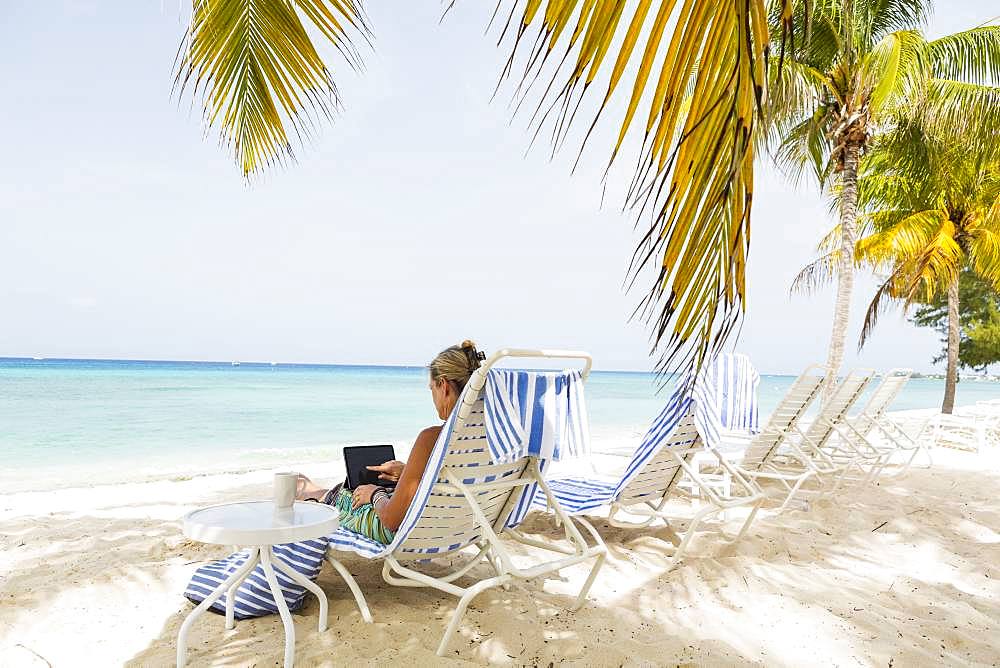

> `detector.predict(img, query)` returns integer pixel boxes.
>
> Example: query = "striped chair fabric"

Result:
[707,353,761,433]
[536,375,722,514]
[482,369,590,463]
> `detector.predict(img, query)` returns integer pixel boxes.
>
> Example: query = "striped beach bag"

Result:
[184,538,328,619]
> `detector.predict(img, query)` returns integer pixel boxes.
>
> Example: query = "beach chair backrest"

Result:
[802,368,875,449]
[396,394,531,560]
[616,405,703,505]
[394,348,593,560]
[852,369,912,435]
[742,365,826,470]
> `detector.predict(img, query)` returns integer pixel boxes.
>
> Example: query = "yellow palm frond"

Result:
[175,0,369,177]
[858,223,962,347]
[902,223,964,303]
[493,0,789,374]
[967,196,1000,287]
[855,209,946,268]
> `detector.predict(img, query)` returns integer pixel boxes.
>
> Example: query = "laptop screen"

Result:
[342,444,397,489]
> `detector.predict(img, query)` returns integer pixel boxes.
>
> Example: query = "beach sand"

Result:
[2,415,998,667]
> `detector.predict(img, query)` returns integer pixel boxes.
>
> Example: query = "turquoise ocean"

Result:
[2,358,998,493]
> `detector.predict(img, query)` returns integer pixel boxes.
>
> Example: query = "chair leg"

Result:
[726,499,761,542]
[572,550,606,611]
[325,555,373,623]
[663,505,719,572]
[775,476,810,513]
[436,576,508,657]
[566,517,606,611]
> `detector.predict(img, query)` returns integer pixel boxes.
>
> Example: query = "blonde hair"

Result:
[429,340,483,392]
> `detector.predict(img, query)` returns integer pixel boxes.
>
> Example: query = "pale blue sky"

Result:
[0,1,995,373]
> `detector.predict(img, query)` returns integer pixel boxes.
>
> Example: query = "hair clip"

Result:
[463,346,486,368]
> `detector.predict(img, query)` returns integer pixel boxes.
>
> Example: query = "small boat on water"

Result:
[231,361,240,366]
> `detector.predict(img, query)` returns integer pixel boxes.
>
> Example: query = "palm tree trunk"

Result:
[941,277,960,414]
[823,140,860,401]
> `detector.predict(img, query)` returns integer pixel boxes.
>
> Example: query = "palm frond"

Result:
[921,79,1000,141]
[762,58,833,147]
[857,0,930,50]
[858,270,904,348]
[968,200,1000,286]
[790,249,840,294]
[901,223,964,302]
[779,0,841,69]
[929,25,1000,86]
[855,208,945,266]
[773,109,834,185]
[492,0,791,375]
[858,29,928,115]
[175,0,369,177]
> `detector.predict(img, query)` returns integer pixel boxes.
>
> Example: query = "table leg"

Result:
[226,549,256,630]
[260,547,295,668]
[177,546,260,668]
[269,547,329,632]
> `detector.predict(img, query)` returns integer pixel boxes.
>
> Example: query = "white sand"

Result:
[2,414,999,667]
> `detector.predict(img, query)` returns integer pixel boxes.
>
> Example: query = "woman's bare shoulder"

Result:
[417,425,442,444]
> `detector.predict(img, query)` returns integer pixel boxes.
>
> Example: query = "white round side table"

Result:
[176,500,339,668]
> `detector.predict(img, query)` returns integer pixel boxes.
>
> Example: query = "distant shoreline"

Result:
[2,356,996,380]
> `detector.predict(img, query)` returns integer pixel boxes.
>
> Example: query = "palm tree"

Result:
[174,0,794,377]
[768,1,1000,398]
[853,124,1000,413]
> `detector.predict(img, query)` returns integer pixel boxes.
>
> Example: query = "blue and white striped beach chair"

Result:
[532,377,764,571]
[324,349,607,657]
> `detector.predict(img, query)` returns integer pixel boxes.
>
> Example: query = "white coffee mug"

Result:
[273,471,297,508]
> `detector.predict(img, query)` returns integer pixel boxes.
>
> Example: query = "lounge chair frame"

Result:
[541,401,764,572]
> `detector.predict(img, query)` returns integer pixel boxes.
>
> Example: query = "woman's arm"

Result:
[372,425,441,532]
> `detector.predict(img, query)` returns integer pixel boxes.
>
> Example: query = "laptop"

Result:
[342,444,397,489]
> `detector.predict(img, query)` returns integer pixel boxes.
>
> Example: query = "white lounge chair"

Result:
[847,369,932,475]
[790,368,879,482]
[728,364,834,511]
[323,349,607,657]
[927,413,992,453]
[531,380,764,571]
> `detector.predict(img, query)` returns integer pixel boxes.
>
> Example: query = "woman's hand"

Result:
[351,484,380,510]
[366,459,405,482]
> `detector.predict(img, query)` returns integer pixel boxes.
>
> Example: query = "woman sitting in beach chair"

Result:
[294,340,484,544]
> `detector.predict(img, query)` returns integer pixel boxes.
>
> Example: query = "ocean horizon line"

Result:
[0,355,673,376]
[5,355,992,380]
